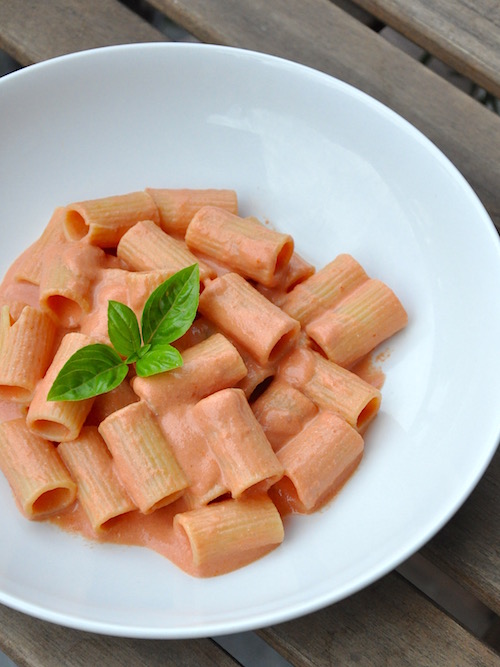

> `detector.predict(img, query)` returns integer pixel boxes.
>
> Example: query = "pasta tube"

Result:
[116,219,214,282]
[185,206,294,287]
[305,279,408,367]
[256,252,316,307]
[63,191,160,247]
[98,401,188,514]
[174,495,284,576]
[278,348,381,431]
[281,253,368,324]
[145,188,238,237]
[272,411,364,512]
[251,379,318,451]
[13,207,67,285]
[86,376,138,425]
[58,426,136,532]
[278,251,316,293]
[39,243,106,328]
[192,388,284,497]
[0,305,56,403]
[26,332,96,442]
[132,333,247,408]
[236,350,275,400]
[132,334,247,509]
[0,418,76,519]
[198,272,300,366]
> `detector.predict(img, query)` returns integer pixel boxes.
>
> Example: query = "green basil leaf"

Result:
[108,300,141,358]
[47,344,128,401]
[141,264,199,347]
[135,344,183,377]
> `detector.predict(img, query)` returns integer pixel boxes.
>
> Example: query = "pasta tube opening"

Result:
[269,328,298,364]
[28,419,74,442]
[357,396,381,431]
[32,485,75,517]
[44,294,84,329]
[64,210,87,241]
[275,238,294,275]
[0,386,30,402]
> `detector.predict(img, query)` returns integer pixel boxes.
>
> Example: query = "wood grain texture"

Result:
[151,0,500,232]
[0,603,239,667]
[330,0,379,26]
[351,0,500,98]
[258,573,500,666]
[0,0,167,66]
[422,447,500,616]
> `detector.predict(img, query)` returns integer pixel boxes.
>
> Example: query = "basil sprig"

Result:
[47,264,199,402]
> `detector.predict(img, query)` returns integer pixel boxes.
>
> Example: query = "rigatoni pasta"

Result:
[63,191,160,247]
[146,187,238,237]
[305,278,409,367]
[278,347,382,431]
[192,388,284,497]
[26,332,97,442]
[39,244,107,328]
[98,400,189,514]
[58,426,136,531]
[185,206,294,286]
[198,272,300,366]
[0,418,76,519]
[0,305,56,402]
[117,219,215,283]
[281,253,368,324]
[174,495,284,577]
[0,186,408,578]
[271,411,364,513]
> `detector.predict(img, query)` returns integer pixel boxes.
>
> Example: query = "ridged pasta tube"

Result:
[0,418,76,519]
[63,191,160,247]
[26,332,96,442]
[146,188,238,237]
[198,272,300,366]
[278,348,381,431]
[58,426,136,532]
[0,305,56,403]
[305,279,408,367]
[281,253,368,324]
[185,206,294,287]
[98,401,188,514]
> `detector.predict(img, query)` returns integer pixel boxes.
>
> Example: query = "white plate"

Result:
[0,43,499,639]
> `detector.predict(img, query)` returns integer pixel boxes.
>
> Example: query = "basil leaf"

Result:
[108,300,141,358]
[135,344,183,377]
[47,344,128,401]
[141,264,199,347]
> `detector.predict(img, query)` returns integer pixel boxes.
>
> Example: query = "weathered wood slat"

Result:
[258,573,500,666]
[151,0,500,232]
[422,447,500,617]
[330,0,379,26]
[0,603,239,667]
[0,0,166,66]
[351,0,500,98]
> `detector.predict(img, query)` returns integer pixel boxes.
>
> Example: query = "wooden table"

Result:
[0,2,499,665]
